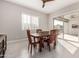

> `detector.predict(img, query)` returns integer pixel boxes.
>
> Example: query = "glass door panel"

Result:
[53,19,64,39]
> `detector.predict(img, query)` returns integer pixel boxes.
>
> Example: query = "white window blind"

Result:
[22,13,39,30]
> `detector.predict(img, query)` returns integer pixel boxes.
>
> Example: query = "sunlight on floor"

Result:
[68,41,79,47]
[58,33,79,55]
[58,39,78,54]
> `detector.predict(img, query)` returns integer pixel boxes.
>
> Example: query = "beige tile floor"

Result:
[5,38,79,58]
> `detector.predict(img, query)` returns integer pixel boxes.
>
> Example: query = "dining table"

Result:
[31,32,50,52]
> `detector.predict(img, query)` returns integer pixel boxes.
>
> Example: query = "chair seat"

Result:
[32,41,40,45]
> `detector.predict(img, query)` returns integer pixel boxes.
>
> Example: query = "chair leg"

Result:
[53,41,56,49]
[28,44,30,51]
[34,37,36,48]
[2,50,5,58]
[30,45,32,53]
[47,42,51,51]
[42,43,44,48]
[33,44,37,48]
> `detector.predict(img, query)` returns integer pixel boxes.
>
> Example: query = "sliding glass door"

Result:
[53,19,64,39]
[53,18,79,41]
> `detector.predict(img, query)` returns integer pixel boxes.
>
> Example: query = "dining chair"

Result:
[44,29,58,51]
[26,30,40,53]
[36,29,42,33]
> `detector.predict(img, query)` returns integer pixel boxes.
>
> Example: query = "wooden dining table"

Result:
[31,32,49,52]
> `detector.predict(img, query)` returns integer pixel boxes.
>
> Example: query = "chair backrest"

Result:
[49,29,57,43]
[36,29,42,33]
[26,30,32,44]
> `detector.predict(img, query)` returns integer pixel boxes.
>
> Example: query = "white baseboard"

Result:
[7,38,28,44]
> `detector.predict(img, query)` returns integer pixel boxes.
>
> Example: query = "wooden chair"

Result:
[39,31,49,48]
[27,30,40,53]
[36,29,42,33]
[44,29,58,51]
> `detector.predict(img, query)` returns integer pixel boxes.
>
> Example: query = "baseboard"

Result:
[7,38,28,44]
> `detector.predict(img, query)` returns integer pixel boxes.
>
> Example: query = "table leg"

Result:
[33,37,36,48]
[54,40,56,49]
[39,37,43,52]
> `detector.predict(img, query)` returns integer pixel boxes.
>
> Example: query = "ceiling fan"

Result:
[41,0,54,8]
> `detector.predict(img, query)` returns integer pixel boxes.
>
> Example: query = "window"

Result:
[22,13,39,30]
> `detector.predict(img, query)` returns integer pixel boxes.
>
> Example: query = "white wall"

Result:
[0,0,48,41]
[48,15,54,30]
[64,22,69,34]
[68,17,79,35]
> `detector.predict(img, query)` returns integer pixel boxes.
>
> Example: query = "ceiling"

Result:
[4,0,79,14]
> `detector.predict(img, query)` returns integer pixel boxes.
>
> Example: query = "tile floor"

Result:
[4,38,79,58]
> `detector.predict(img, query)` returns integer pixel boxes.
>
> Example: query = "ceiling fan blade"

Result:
[42,0,54,2]
[47,0,54,1]
[42,0,54,8]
